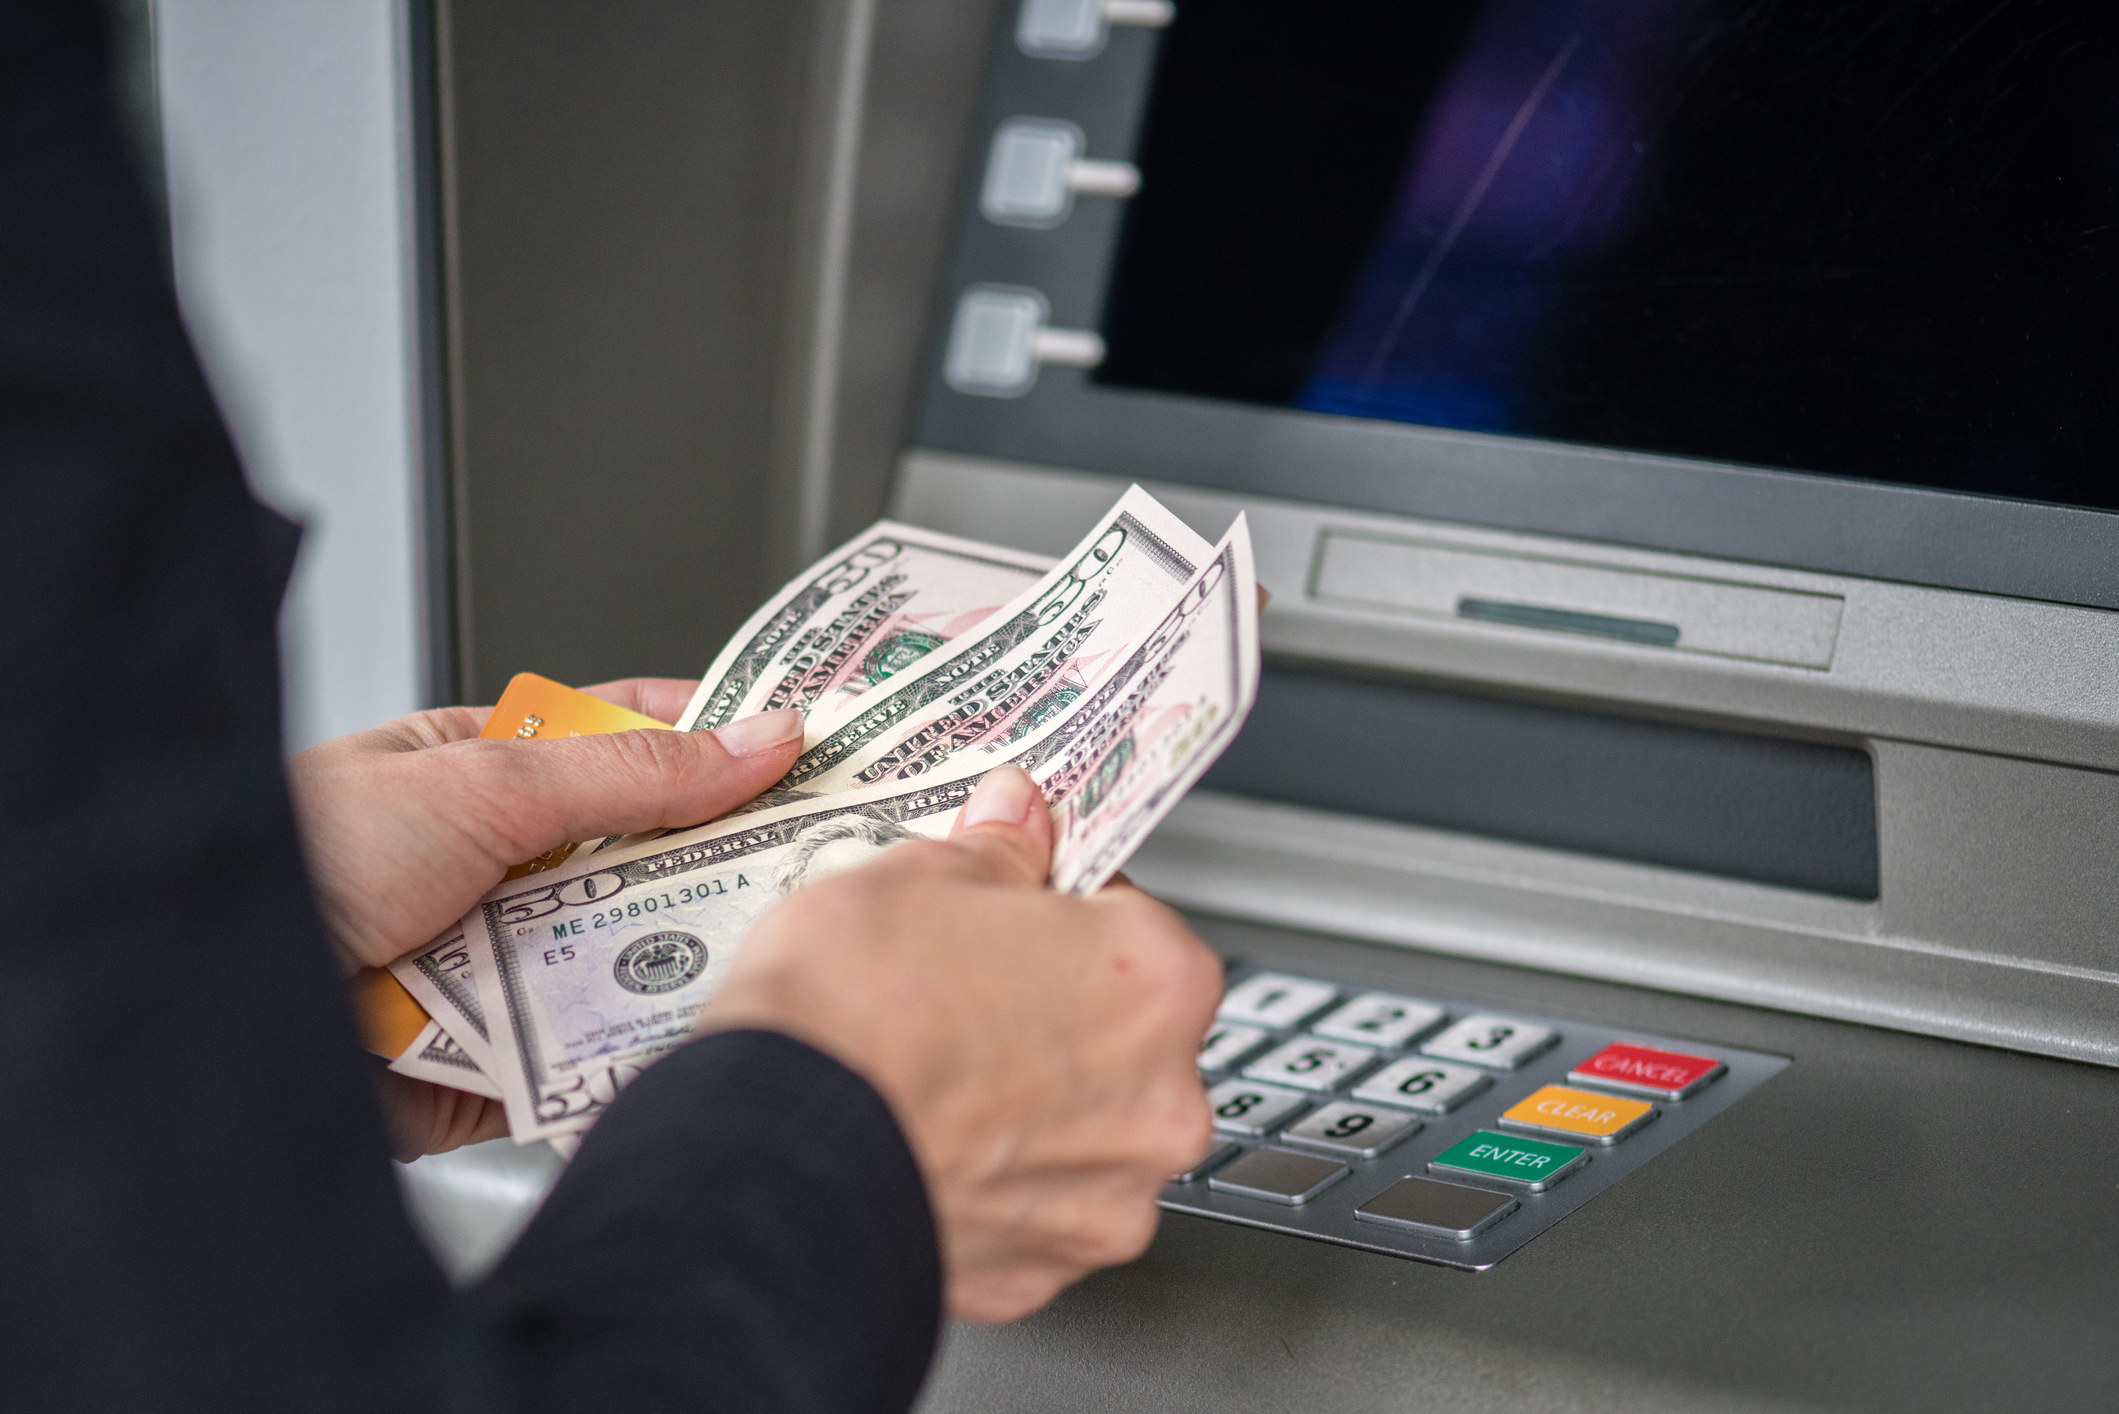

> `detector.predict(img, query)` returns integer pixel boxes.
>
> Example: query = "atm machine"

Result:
[421,2,2119,1409]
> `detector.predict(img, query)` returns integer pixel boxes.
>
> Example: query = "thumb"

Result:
[944,764,1054,888]
[462,708,806,864]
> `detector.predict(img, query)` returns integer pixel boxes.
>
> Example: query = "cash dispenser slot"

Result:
[1200,664,1880,900]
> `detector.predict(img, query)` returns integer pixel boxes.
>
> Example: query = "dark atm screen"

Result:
[1095,1,2119,511]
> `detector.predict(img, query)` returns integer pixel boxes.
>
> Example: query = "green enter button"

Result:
[1430,1130,1587,1193]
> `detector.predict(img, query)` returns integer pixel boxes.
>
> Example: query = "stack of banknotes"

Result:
[383,486,1259,1149]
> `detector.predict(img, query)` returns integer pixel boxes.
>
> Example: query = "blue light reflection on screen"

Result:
[1299,0,1711,437]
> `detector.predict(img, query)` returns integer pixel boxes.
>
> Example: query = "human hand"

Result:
[288,678,804,1158]
[698,765,1222,1323]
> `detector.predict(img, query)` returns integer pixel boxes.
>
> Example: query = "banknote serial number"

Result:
[539,876,758,957]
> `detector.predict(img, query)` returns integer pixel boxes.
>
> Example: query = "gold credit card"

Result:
[354,674,672,1055]
[486,671,670,743]
[488,674,671,881]
[351,966,432,1060]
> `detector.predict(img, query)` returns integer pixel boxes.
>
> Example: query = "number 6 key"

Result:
[1352,1057,1492,1114]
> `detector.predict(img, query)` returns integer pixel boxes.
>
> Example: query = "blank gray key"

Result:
[1356,1177,1519,1240]
[1172,1141,1239,1183]
[1208,1147,1348,1205]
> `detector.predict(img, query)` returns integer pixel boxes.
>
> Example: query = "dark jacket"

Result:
[0,5,940,1410]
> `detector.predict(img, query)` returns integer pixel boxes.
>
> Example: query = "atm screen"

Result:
[1094,1,2118,511]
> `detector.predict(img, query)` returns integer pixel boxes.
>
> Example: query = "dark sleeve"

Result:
[479,1031,941,1414]
[0,5,939,1411]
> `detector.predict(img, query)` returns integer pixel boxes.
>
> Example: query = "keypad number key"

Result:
[1352,1057,1492,1114]
[1218,971,1338,1030]
[1282,1101,1421,1159]
[1243,1037,1377,1093]
[1421,1013,1557,1070]
[1197,1022,1268,1074]
[1207,1079,1309,1137]
[1312,991,1447,1049]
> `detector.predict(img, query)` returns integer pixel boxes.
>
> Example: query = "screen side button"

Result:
[1356,1177,1519,1241]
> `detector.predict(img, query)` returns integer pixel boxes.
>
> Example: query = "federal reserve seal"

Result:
[612,931,708,995]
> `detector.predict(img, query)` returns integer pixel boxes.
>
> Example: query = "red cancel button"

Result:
[1570,1043,1726,1100]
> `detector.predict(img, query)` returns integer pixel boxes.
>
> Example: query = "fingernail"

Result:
[713,708,804,757]
[960,764,1039,829]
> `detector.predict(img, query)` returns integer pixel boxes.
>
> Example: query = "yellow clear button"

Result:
[1500,1085,1657,1145]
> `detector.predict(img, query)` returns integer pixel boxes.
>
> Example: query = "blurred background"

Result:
[123,0,996,752]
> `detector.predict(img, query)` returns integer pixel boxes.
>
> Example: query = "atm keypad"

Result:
[1169,963,1789,1270]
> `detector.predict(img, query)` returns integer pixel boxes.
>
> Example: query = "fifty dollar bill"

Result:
[454,512,1257,1141]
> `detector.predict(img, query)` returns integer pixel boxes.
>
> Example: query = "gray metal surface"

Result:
[435,0,813,698]
[431,0,1000,699]
[398,1136,563,1284]
[910,12,2119,611]
[893,454,2119,1068]
[918,919,2119,1414]
[1174,965,1787,1271]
